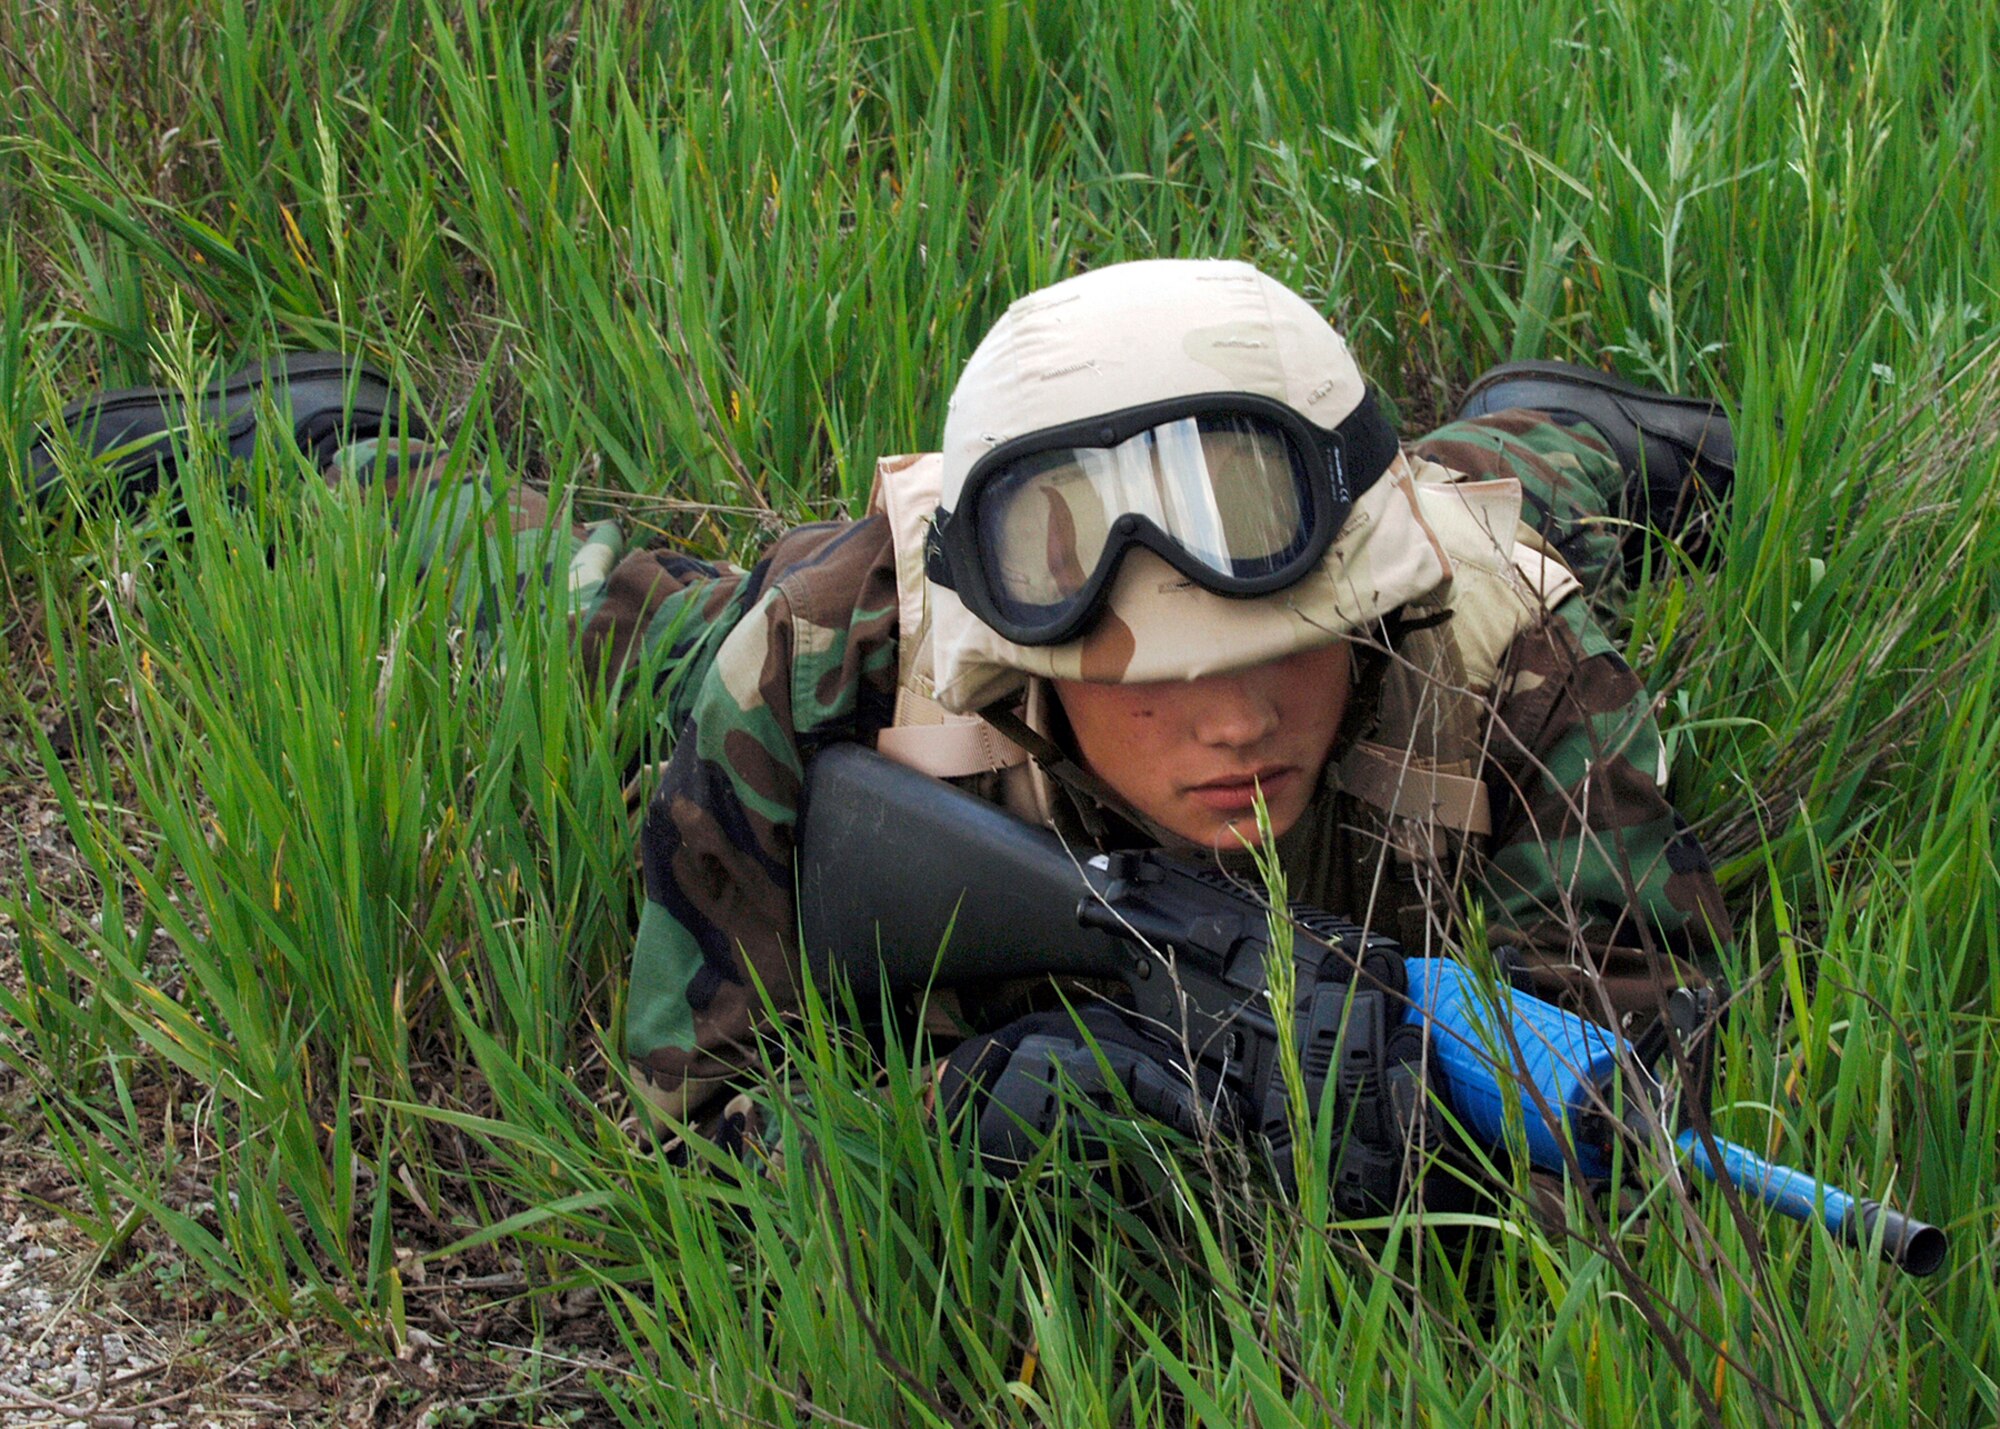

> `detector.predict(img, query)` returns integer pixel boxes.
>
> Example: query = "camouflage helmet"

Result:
[927,258,1452,714]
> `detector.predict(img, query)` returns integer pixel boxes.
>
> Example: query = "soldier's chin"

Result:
[1162,800,1303,852]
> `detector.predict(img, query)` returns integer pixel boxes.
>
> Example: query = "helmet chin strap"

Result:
[973,698,1186,851]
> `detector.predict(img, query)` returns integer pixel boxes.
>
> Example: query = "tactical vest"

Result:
[863,450,1582,876]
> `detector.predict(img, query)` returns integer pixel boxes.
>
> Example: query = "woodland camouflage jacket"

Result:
[447,409,1733,1126]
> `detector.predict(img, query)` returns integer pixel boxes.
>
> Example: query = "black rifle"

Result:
[796,743,1945,1276]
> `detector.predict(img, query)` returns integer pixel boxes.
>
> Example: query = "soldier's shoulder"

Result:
[759,513,897,623]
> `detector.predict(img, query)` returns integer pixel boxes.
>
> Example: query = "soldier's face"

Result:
[1053,641,1352,850]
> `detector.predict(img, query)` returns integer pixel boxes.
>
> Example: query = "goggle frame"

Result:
[925,386,1398,647]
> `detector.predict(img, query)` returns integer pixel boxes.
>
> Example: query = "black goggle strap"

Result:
[924,386,1399,593]
[1329,386,1398,507]
[923,508,959,589]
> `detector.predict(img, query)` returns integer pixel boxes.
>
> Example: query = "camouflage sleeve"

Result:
[1401,409,1731,1027]
[1477,592,1732,1028]
[1404,407,1631,620]
[622,517,902,1124]
[332,443,799,698]
[327,440,715,654]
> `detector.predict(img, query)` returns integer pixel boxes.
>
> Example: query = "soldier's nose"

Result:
[1189,675,1282,749]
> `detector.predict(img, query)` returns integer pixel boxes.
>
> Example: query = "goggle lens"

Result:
[976,414,1312,615]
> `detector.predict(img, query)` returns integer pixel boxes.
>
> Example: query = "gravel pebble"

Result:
[0,1213,147,1425]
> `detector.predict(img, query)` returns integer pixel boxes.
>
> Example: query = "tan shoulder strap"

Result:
[866,452,946,694]
[1338,473,1576,841]
[1508,535,1583,609]
[1337,740,1492,837]
[874,704,1028,777]
[868,452,1028,778]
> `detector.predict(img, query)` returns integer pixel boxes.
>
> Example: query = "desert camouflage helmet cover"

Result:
[930,258,1452,713]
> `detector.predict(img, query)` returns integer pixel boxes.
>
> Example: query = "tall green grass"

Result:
[2,0,1995,1421]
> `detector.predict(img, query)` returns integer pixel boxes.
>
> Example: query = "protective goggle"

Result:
[925,388,1398,647]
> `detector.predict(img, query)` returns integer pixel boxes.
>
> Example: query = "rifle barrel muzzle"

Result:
[1675,1130,1947,1276]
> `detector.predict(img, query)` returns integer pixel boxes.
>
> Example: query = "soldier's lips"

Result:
[1184,767,1297,814]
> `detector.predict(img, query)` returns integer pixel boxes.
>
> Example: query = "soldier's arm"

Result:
[319,435,788,685]
[1475,592,1731,1031]
[622,518,902,1126]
